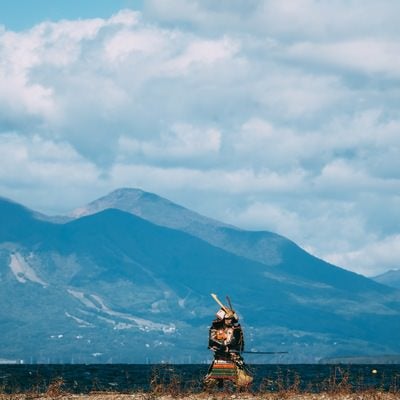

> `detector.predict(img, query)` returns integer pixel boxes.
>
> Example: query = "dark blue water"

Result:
[0,364,399,394]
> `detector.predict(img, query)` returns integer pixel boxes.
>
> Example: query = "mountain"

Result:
[71,188,286,267]
[373,269,400,289]
[71,189,385,292]
[1,191,400,364]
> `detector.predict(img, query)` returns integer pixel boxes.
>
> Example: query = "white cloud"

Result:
[227,202,301,237]
[233,118,316,170]
[0,133,100,213]
[288,39,400,77]
[162,36,239,75]
[104,28,167,62]
[0,16,104,127]
[326,235,400,277]
[0,3,400,277]
[257,73,346,118]
[0,31,56,121]
[108,9,140,27]
[144,0,400,40]
[108,163,307,196]
[315,160,373,191]
[258,0,400,40]
[118,123,221,162]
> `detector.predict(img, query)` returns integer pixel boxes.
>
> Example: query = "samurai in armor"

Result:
[204,294,253,389]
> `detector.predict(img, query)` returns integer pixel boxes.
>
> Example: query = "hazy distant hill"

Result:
[1,191,400,363]
[319,354,400,364]
[372,269,400,289]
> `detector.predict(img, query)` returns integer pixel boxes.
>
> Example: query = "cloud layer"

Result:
[1,1,400,276]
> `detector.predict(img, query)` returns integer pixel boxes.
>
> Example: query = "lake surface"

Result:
[0,364,399,393]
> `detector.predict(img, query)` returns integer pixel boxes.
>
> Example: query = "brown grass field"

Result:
[1,391,400,400]
[1,368,399,400]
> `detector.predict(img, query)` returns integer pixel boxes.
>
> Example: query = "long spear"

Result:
[241,351,288,355]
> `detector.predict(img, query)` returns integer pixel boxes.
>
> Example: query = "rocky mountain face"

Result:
[1,190,400,364]
[372,269,400,289]
[70,188,286,267]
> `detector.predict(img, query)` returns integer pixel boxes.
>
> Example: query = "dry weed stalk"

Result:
[1,365,400,400]
[44,377,65,398]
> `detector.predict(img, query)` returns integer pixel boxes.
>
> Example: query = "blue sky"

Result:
[1,0,400,277]
[0,0,143,31]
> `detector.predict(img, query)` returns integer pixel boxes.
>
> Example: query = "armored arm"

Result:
[229,324,244,352]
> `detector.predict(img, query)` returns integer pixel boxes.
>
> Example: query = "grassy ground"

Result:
[1,391,400,399]
[1,369,399,399]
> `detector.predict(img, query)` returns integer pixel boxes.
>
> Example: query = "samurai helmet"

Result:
[211,293,238,320]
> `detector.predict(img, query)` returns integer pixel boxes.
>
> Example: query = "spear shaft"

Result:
[239,351,288,354]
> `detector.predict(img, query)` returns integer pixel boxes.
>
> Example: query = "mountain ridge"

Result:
[1,189,400,363]
[70,188,388,294]
[373,269,400,289]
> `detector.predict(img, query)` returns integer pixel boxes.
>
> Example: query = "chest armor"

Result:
[216,327,234,344]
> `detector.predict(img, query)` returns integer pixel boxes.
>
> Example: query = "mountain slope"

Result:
[71,188,285,266]
[71,189,387,294]
[1,195,400,363]
[373,269,400,289]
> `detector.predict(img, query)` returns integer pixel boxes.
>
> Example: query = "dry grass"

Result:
[0,366,399,400]
[1,391,400,400]
[1,381,399,400]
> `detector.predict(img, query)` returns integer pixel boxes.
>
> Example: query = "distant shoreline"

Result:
[318,355,400,364]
